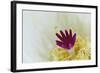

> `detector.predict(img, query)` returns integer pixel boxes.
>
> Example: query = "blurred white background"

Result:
[0,0,99,73]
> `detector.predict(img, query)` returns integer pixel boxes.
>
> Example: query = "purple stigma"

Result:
[56,29,76,50]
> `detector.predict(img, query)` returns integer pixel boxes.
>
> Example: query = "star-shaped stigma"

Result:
[56,29,76,50]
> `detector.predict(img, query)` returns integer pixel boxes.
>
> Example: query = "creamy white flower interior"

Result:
[23,10,91,63]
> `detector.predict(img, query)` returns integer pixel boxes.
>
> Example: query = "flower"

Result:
[56,29,76,50]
